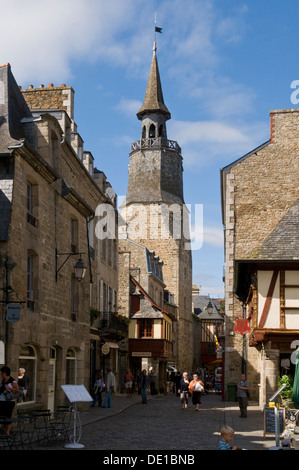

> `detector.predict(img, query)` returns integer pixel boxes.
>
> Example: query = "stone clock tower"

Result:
[122,40,193,372]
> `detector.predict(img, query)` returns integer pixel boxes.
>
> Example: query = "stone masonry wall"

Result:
[233,111,299,260]
[124,202,193,373]
[1,128,113,406]
[223,109,299,402]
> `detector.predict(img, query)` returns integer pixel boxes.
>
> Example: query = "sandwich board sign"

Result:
[62,384,92,404]
[61,385,92,449]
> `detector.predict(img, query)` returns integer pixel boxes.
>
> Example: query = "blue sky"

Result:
[1,0,299,297]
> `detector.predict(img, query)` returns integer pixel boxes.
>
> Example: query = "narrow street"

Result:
[38,392,277,452]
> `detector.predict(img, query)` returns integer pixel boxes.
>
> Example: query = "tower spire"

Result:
[136,26,170,121]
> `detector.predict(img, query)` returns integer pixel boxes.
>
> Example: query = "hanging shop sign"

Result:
[101,343,110,355]
[132,352,152,357]
[234,318,250,335]
[6,304,22,323]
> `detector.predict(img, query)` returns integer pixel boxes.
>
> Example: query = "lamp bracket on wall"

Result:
[55,249,86,282]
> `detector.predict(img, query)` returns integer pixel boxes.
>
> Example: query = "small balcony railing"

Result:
[98,312,128,335]
[131,137,181,154]
[129,338,173,359]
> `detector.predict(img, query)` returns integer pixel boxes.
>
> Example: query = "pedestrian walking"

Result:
[188,373,204,411]
[174,371,181,397]
[124,369,134,398]
[218,425,238,450]
[149,369,156,395]
[138,370,150,404]
[178,372,189,409]
[91,371,104,407]
[237,373,250,418]
[0,366,20,435]
[103,368,116,408]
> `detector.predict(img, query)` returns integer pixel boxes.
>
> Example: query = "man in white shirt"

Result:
[103,368,116,408]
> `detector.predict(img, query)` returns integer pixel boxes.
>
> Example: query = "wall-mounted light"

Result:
[74,258,86,282]
[55,249,86,282]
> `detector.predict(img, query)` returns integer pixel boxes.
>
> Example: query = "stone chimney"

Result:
[269,109,299,146]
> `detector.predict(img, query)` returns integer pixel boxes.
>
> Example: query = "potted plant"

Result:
[278,375,294,403]
[90,308,101,325]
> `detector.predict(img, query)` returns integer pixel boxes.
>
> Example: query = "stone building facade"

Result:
[120,41,193,374]
[192,289,225,379]
[118,237,177,391]
[0,64,119,411]
[221,108,299,406]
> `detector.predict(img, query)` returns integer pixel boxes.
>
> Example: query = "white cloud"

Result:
[0,0,254,126]
[114,98,142,117]
[190,221,223,250]
[197,284,224,298]
[192,268,224,297]
[168,119,268,169]
[203,225,224,248]
[171,120,249,145]
[0,0,145,84]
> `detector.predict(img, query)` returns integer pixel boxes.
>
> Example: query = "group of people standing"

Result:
[178,372,205,411]
[91,367,157,407]
[91,368,116,408]
[124,369,156,404]
[0,366,29,435]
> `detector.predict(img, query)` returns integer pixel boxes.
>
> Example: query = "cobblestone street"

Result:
[38,392,278,452]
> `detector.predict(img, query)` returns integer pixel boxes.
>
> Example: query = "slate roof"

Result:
[0,63,32,153]
[0,64,34,240]
[247,197,299,260]
[130,275,176,321]
[137,44,171,121]
[192,295,223,320]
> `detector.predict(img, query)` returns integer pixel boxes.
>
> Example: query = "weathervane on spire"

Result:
[154,13,162,54]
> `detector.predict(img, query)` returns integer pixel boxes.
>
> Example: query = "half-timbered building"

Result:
[221,108,299,406]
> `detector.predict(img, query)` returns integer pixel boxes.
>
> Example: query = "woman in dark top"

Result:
[0,366,20,435]
[18,368,29,401]
[179,372,190,409]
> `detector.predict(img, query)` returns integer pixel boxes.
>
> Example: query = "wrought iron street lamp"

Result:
[73,258,86,282]
[55,249,86,282]
[207,301,213,316]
